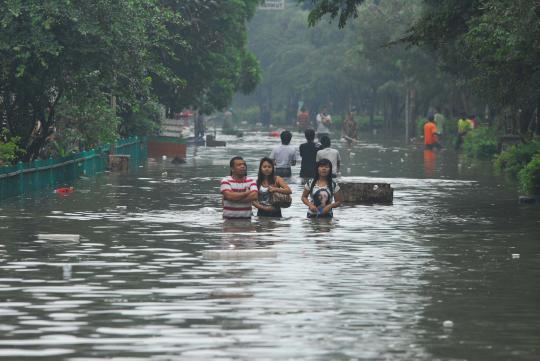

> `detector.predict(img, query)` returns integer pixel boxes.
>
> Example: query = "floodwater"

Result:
[0,131,539,361]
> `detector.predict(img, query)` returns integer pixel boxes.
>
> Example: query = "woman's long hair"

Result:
[309,158,334,196]
[257,157,276,189]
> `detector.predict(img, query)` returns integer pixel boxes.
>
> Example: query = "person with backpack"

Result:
[301,159,343,218]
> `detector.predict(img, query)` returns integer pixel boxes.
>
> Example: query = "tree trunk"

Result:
[409,87,416,138]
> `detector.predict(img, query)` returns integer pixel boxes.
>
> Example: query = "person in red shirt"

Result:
[296,107,310,132]
[424,115,441,150]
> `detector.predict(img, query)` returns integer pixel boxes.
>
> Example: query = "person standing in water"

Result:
[316,106,332,141]
[301,159,343,218]
[342,111,358,146]
[316,135,341,178]
[220,156,258,219]
[424,115,441,150]
[299,128,319,184]
[269,130,298,178]
[253,157,292,217]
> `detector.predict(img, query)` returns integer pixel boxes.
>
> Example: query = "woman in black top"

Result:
[299,128,319,184]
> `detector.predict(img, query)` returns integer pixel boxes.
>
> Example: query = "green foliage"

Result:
[56,95,120,150]
[462,127,498,159]
[119,99,162,138]
[0,0,261,161]
[236,106,260,124]
[495,141,540,176]
[518,155,540,195]
[0,129,25,165]
[239,0,447,134]
[302,0,366,28]
[152,0,261,113]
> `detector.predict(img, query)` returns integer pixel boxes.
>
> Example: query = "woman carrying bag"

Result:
[253,157,292,217]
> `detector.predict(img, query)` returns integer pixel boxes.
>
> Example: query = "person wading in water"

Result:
[220,156,258,219]
[301,159,343,218]
[253,157,292,217]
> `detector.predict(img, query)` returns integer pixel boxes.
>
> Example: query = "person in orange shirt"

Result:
[424,115,441,150]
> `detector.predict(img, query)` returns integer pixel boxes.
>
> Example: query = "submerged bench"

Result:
[108,154,130,172]
[206,135,226,147]
[338,182,393,205]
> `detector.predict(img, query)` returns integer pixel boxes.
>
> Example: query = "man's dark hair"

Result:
[304,128,315,142]
[320,135,331,149]
[428,114,435,122]
[229,156,244,175]
[280,130,292,145]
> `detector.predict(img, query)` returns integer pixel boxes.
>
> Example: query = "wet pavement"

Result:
[0,131,539,360]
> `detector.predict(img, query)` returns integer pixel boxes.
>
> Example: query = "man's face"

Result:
[231,159,247,177]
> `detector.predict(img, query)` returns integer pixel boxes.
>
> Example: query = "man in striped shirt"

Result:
[220,156,258,219]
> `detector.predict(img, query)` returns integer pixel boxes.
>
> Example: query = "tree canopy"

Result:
[0,0,261,161]
[300,0,540,135]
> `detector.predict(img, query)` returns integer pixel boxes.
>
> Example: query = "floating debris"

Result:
[202,249,277,260]
[37,234,80,242]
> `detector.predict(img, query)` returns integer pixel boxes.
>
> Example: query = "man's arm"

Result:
[222,189,251,201]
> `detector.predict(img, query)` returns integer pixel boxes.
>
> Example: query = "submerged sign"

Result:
[259,0,285,10]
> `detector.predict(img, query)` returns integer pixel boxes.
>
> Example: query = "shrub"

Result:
[357,115,383,131]
[0,129,25,165]
[236,106,260,124]
[463,127,498,159]
[494,140,540,176]
[518,155,540,195]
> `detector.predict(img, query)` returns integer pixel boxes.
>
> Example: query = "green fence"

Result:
[0,136,147,201]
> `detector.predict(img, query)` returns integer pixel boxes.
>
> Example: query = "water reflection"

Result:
[423,149,437,177]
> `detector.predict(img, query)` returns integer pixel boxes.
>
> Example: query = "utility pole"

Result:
[405,88,409,144]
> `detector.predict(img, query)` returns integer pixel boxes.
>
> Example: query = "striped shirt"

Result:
[220,176,258,219]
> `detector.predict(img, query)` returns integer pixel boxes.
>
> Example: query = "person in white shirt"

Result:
[316,106,332,141]
[316,135,340,178]
[269,130,298,178]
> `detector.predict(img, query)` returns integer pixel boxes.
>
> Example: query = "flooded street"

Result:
[1,132,539,361]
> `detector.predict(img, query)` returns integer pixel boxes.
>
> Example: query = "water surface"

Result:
[0,132,539,360]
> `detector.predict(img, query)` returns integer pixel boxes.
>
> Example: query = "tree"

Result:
[0,0,262,161]
[151,0,261,114]
[0,0,167,160]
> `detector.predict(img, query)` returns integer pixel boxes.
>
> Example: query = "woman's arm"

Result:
[322,190,343,215]
[302,188,318,213]
[332,190,343,208]
[271,176,292,194]
[252,201,274,212]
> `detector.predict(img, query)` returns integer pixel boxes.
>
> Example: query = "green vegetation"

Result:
[0,0,260,162]
[495,141,540,176]
[0,129,25,165]
[237,1,466,134]
[301,0,540,138]
[462,128,499,159]
[519,155,540,196]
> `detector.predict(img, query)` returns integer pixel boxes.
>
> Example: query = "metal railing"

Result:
[0,136,147,201]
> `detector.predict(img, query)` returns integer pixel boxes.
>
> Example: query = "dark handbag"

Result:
[270,191,292,208]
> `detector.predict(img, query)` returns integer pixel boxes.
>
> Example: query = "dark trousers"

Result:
[275,167,291,178]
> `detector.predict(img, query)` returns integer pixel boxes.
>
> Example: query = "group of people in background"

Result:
[423,108,478,151]
[220,126,344,220]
